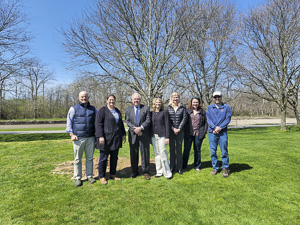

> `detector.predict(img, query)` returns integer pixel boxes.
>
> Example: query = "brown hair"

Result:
[188,97,202,110]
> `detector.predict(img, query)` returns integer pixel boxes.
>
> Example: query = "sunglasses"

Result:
[213,96,222,99]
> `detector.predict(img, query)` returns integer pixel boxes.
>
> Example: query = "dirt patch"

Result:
[52,157,156,179]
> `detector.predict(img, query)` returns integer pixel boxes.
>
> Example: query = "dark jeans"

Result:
[183,135,203,169]
[169,130,184,171]
[129,136,150,174]
[98,149,119,178]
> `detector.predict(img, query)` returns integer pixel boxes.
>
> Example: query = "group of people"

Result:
[66,91,231,187]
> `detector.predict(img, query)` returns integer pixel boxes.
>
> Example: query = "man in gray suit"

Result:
[125,93,151,180]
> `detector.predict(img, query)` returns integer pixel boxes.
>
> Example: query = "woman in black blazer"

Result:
[151,98,172,179]
[95,94,126,185]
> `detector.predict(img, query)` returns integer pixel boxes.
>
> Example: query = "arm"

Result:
[164,110,170,139]
[218,106,232,130]
[178,105,188,131]
[125,107,135,132]
[66,107,78,141]
[95,107,105,139]
[140,106,151,130]
[206,106,216,131]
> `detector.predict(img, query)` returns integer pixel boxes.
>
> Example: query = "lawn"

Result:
[0,126,299,224]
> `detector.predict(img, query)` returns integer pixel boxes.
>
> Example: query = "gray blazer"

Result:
[125,104,151,144]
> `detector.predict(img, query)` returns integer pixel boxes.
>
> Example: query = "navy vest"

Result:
[73,102,96,137]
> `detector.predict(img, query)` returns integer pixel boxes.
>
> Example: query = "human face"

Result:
[213,96,222,105]
[78,92,89,104]
[172,94,179,106]
[192,99,199,110]
[107,96,115,108]
[155,99,161,111]
[132,94,141,107]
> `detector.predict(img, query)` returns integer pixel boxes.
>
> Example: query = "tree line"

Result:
[0,0,299,130]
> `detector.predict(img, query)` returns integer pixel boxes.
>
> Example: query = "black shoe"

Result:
[130,173,138,178]
[178,169,183,175]
[167,176,173,180]
[155,174,162,178]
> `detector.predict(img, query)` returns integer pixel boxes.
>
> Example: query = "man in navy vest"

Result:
[66,91,97,187]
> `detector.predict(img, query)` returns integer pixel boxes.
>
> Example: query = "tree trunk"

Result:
[293,108,300,125]
[280,108,287,130]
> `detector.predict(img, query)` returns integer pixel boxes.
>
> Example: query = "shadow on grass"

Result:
[116,162,157,178]
[184,161,253,174]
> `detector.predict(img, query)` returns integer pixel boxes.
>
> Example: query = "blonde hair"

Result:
[152,98,164,111]
[169,92,181,108]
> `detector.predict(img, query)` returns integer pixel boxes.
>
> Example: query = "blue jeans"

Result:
[183,135,203,169]
[208,131,229,170]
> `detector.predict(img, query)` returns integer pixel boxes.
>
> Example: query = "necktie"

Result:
[136,106,139,126]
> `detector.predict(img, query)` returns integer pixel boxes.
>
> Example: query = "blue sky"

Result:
[23,0,264,86]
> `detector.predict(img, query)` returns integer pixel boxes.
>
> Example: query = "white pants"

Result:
[152,134,172,178]
[73,136,95,180]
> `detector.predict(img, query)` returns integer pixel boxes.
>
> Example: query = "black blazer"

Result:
[150,109,170,138]
[125,104,151,144]
[95,106,126,151]
[185,108,208,140]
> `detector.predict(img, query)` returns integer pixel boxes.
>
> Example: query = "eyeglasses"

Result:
[213,96,222,99]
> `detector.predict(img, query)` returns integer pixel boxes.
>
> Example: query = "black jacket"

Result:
[185,108,208,140]
[150,109,170,138]
[95,106,126,151]
[166,104,188,130]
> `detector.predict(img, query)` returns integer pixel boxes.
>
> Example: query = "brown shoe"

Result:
[222,168,229,177]
[211,170,218,175]
[100,177,108,185]
[144,173,151,180]
[110,175,121,181]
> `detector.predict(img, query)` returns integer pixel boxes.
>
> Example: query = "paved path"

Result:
[0,118,297,134]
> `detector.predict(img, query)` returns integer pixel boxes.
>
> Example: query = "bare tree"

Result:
[62,0,196,105]
[0,0,29,118]
[21,58,54,119]
[287,82,300,124]
[179,0,238,108]
[235,0,300,130]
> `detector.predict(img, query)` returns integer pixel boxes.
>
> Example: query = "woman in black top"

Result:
[151,98,172,179]
[95,94,126,185]
[183,97,208,171]
[166,92,188,174]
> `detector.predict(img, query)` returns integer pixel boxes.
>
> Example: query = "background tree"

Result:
[179,0,238,108]
[234,0,300,130]
[0,0,29,119]
[62,0,196,105]
[21,58,54,119]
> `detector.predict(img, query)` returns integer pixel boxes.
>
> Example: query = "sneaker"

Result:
[195,168,201,172]
[75,179,82,187]
[88,177,96,184]
[210,170,218,175]
[222,168,229,178]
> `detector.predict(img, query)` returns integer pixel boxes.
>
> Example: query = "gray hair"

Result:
[131,92,141,100]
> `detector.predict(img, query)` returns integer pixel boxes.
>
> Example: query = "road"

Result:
[0,118,297,134]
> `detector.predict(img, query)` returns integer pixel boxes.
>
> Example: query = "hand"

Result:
[137,131,143,136]
[134,127,142,135]
[164,138,169,145]
[99,137,105,145]
[174,128,180,135]
[214,126,222,134]
[122,135,126,143]
[71,134,78,141]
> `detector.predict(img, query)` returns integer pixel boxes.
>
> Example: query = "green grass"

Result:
[0,127,66,132]
[0,126,299,224]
